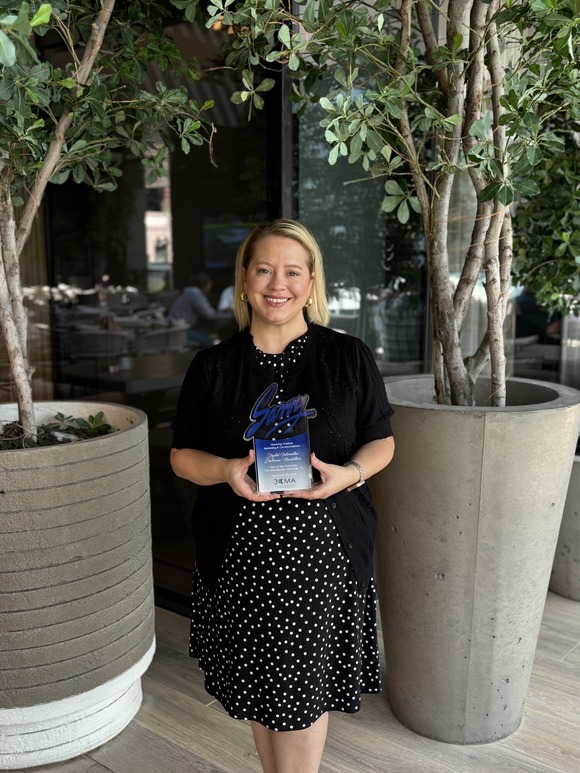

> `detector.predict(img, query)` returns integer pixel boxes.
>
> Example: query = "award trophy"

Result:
[243,383,317,494]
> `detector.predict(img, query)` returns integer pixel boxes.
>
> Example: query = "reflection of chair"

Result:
[70,330,131,360]
[134,326,189,356]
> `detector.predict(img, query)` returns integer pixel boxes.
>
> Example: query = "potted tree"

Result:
[0,1,212,767]
[211,0,580,743]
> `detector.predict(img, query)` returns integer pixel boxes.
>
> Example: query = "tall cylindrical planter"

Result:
[371,377,580,744]
[0,402,155,770]
[550,451,580,601]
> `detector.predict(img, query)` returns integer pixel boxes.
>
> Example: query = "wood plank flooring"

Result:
[9,591,580,773]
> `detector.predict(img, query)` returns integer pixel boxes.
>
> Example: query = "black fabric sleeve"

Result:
[171,349,210,450]
[353,337,394,447]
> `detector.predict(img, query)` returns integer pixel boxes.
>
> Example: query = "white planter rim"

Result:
[384,374,580,413]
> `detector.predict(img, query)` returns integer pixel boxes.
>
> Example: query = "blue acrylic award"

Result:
[243,383,317,493]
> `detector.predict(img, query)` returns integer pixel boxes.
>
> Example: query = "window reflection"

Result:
[296,98,427,373]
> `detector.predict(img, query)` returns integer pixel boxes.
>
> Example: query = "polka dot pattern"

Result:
[189,333,381,731]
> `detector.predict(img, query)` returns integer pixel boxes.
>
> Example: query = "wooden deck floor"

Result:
[11,591,580,773]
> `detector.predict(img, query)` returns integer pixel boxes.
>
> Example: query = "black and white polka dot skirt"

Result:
[189,497,382,731]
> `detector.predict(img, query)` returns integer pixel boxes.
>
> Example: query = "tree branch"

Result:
[463,0,488,144]
[15,0,116,257]
[416,0,448,96]
[397,0,431,233]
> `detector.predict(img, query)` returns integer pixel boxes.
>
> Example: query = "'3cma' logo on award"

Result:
[243,383,317,442]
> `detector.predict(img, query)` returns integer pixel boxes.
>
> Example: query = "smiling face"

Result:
[243,235,315,339]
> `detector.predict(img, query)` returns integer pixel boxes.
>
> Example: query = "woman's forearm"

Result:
[170,447,231,486]
[344,437,395,487]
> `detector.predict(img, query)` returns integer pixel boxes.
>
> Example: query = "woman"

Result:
[170,220,395,773]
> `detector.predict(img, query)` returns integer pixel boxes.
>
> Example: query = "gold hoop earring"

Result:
[240,292,248,302]
[305,297,313,308]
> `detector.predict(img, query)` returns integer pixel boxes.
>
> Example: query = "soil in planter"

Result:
[0,422,110,450]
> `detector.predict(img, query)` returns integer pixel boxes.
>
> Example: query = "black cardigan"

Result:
[172,324,394,587]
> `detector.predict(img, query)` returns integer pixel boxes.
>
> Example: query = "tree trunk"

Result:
[0,181,35,439]
[0,0,117,438]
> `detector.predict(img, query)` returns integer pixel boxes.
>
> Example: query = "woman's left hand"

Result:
[283,452,357,499]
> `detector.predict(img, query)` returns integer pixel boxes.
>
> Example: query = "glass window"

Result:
[295,100,428,374]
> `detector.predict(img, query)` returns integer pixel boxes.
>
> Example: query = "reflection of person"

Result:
[217,279,235,313]
[168,273,232,348]
[515,288,561,344]
[170,220,395,773]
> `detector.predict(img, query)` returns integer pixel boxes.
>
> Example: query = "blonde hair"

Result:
[233,219,330,330]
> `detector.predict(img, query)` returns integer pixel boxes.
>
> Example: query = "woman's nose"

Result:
[268,271,285,288]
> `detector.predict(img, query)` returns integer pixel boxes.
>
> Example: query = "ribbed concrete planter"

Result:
[0,402,155,769]
[550,452,580,601]
[371,377,580,745]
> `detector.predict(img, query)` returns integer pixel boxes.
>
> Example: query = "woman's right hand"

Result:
[225,449,279,502]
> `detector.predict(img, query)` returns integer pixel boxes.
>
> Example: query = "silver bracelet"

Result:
[343,460,365,492]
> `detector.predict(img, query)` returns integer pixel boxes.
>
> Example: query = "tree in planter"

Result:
[204,0,580,405]
[0,0,213,441]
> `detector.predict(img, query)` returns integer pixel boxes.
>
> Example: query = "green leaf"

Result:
[72,164,86,184]
[498,185,514,206]
[334,67,347,88]
[397,200,410,224]
[319,97,334,112]
[479,181,502,202]
[0,76,12,100]
[366,130,383,153]
[489,158,503,178]
[256,78,276,93]
[514,179,540,197]
[381,196,401,213]
[0,30,16,67]
[303,0,316,25]
[523,111,540,133]
[278,24,291,47]
[409,196,421,213]
[50,170,71,184]
[541,133,566,152]
[526,145,543,166]
[30,4,52,28]
[384,179,404,196]
[241,69,253,91]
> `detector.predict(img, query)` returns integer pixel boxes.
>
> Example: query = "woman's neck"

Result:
[249,319,308,354]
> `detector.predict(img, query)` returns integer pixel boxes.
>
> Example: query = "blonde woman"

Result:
[171,219,395,773]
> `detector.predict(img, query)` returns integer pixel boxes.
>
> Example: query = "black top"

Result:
[172,324,394,587]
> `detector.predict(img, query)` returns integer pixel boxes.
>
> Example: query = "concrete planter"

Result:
[371,377,580,744]
[550,452,580,601]
[0,402,155,769]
